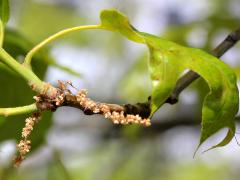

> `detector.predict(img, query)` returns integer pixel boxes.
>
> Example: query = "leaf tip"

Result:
[194,128,235,157]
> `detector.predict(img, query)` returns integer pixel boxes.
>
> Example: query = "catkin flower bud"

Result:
[75,88,151,126]
[14,113,41,166]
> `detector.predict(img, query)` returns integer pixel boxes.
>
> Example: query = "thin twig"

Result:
[0,104,37,117]
[62,92,151,118]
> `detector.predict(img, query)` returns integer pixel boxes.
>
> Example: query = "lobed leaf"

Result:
[99,9,239,150]
[143,34,238,150]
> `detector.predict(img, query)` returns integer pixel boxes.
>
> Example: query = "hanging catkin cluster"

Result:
[76,89,151,126]
[14,113,41,166]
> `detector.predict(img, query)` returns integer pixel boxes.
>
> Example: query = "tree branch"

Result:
[62,92,151,118]
[1,26,239,120]
[166,27,240,104]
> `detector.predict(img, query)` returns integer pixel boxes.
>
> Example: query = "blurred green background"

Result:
[0,0,240,179]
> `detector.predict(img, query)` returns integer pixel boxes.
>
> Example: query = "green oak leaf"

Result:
[0,0,9,24]
[99,9,239,151]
